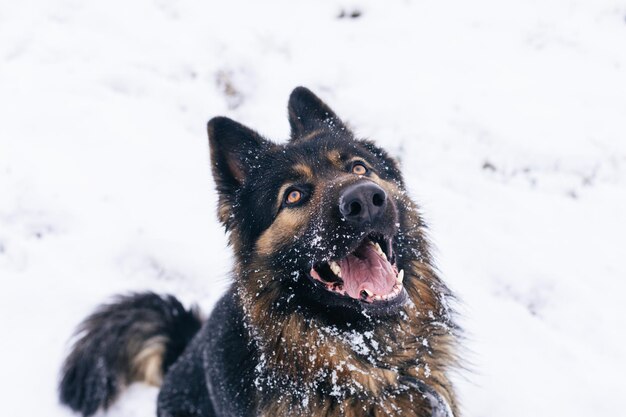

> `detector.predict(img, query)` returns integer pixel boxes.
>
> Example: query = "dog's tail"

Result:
[59,292,202,417]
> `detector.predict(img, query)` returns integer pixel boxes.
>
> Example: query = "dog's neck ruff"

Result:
[236,260,459,416]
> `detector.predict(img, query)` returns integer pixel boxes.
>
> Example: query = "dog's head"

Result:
[208,87,432,320]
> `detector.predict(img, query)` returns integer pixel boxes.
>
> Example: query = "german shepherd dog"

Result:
[59,87,459,417]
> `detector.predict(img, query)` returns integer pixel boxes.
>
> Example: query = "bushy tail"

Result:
[59,292,202,417]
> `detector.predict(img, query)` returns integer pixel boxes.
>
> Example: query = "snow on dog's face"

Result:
[208,87,430,320]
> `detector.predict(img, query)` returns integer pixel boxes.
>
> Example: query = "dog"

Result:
[59,87,459,417]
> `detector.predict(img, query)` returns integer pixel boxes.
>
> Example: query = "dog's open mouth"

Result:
[309,234,404,303]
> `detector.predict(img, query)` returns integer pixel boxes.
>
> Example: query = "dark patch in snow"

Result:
[479,157,620,198]
[495,281,553,318]
[215,70,244,110]
[338,9,362,19]
[154,0,181,19]
[482,160,496,171]
[119,254,186,282]
[28,223,57,240]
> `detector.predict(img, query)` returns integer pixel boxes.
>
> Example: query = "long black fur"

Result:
[59,292,202,416]
[157,292,255,417]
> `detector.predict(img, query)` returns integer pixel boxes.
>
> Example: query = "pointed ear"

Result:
[288,86,350,140]
[207,117,271,226]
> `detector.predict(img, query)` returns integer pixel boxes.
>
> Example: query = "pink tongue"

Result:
[339,243,397,299]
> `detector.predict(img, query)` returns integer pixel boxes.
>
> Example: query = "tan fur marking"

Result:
[273,183,292,213]
[131,336,167,386]
[218,200,231,225]
[256,208,307,255]
[299,129,325,141]
[326,150,343,168]
[346,156,366,165]
[292,163,314,180]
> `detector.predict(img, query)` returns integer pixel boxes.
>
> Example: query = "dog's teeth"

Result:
[373,242,387,259]
[396,269,404,284]
[329,261,342,277]
[361,289,373,298]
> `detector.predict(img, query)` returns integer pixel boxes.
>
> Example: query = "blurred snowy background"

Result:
[1,0,626,416]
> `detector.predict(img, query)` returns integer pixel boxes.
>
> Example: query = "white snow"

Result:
[1,0,626,416]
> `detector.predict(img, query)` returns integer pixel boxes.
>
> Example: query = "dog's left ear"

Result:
[288,86,350,140]
[207,117,273,227]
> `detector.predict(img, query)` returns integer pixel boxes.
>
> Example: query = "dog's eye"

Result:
[285,189,303,205]
[352,162,368,175]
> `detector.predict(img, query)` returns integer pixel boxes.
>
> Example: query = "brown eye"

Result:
[352,162,367,175]
[286,190,302,205]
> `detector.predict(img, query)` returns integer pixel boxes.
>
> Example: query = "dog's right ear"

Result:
[207,116,271,227]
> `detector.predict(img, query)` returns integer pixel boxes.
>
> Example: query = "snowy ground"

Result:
[1,0,626,416]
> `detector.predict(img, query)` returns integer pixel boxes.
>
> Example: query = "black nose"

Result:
[339,182,387,226]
